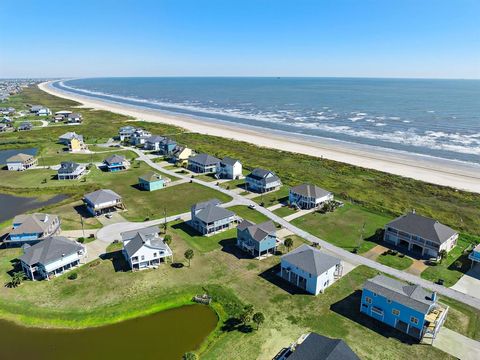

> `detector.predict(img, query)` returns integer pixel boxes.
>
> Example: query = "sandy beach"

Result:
[39,81,480,193]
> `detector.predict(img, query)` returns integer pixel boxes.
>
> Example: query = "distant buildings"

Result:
[58,132,83,145]
[57,161,87,180]
[289,184,333,209]
[121,226,173,270]
[138,171,167,191]
[30,105,51,116]
[7,213,61,245]
[360,275,448,341]
[279,244,342,295]
[130,129,152,146]
[190,199,236,235]
[277,332,359,360]
[6,153,38,171]
[384,212,458,258]
[188,153,220,173]
[118,125,137,141]
[144,135,164,151]
[245,168,282,193]
[19,236,86,280]
[216,157,242,179]
[171,145,193,165]
[68,135,88,153]
[83,189,124,216]
[67,113,83,123]
[103,154,130,172]
[237,220,277,258]
[17,121,32,131]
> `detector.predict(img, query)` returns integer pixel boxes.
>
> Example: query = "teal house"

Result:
[138,171,166,191]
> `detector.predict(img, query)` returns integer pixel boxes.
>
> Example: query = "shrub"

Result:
[68,272,78,280]
[77,237,85,243]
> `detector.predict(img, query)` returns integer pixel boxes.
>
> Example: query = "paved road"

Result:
[433,327,480,360]
[130,147,480,310]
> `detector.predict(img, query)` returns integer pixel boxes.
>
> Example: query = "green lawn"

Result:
[220,178,246,190]
[253,185,289,206]
[272,205,297,218]
[421,234,479,287]
[194,173,217,182]
[377,253,414,270]
[291,203,393,253]
[227,205,271,224]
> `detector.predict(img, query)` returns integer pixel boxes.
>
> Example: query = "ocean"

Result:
[55,77,480,165]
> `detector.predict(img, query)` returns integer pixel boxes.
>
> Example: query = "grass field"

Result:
[272,205,297,218]
[253,186,290,207]
[377,253,414,270]
[291,203,393,253]
[227,205,271,224]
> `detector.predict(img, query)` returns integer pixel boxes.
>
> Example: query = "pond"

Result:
[0,193,68,223]
[0,304,217,360]
[0,147,38,165]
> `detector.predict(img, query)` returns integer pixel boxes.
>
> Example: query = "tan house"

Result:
[171,145,193,166]
[69,137,88,153]
[6,153,38,171]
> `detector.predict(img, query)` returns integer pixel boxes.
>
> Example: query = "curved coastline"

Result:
[40,80,480,193]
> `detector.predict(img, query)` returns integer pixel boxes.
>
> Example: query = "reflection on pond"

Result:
[0,304,217,360]
[0,147,38,165]
[0,193,68,223]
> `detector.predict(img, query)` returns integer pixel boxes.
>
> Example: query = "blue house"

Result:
[138,171,166,191]
[159,137,177,155]
[360,275,448,341]
[469,244,480,269]
[104,154,130,172]
[237,220,277,258]
[7,213,61,245]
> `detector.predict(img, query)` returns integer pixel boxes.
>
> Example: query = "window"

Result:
[141,255,145,261]
[373,292,377,297]
[387,299,392,304]
[392,309,400,316]
[371,306,384,316]
[410,316,419,325]
[365,296,372,304]
[153,253,157,258]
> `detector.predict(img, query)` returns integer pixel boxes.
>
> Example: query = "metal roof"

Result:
[387,212,457,245]
[363,275,435,314]
[19,236,83,266]
[282,244,340,276]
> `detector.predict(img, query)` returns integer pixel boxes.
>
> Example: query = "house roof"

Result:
[121,225,160,241]
[146,135,165,143]
[237,220,276,242]
[288,333,360,360]
[282,244,340,276]
[139,171,163,183]
[160,137,176,145]
[363,275,435,314]
[121,226,166,258]
[19,236,83,266]
[387,212,457,245]
[58,161,81,174]
[192,199,235,223]
[11,213,58,235]
[6,153,34,163]
[84,189,121,205]
[104,154,126,164]
[290,184,331,199]
[221,157,240,166]
[247,168,280,183]
[59,132,83,141]
[119,125,136,133]
[189,153,220,166]
[55,110,72,115]
[68,113,82,118]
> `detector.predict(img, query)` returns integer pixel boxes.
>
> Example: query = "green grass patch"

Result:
[253,185,289,206]
[377,253,414,270]
[272,205,297,218]
[227,205,270,224]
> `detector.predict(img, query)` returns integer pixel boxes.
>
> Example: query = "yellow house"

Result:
[69,137,88,153]
[172,146,193,165]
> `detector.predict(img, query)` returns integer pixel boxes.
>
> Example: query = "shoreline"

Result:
[39,81,480,193]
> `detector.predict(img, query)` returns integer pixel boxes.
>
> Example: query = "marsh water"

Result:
[0,147,37,165]
[0,193,68,223]
[0,304,217,360]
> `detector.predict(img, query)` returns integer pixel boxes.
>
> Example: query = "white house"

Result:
[121,226,173,270]
[83,189,124,216]
[19,236,86,280]
[57,161,87,180]
[6,153,38,171]
[216,157,242,179]
[279,244,343,295]
[289,184,333,210]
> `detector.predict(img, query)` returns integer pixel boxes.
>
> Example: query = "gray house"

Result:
[57,161,87,180]
[237,220,277,258]
[83,189,124,216]
[289,184,333,209]
[190,199,236,235]
[384,212,458,258]
[19,236,86,281]
[188,153,220,173]
[245,168,282,193]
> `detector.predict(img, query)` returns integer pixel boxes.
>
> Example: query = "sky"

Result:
[0,0,479,79]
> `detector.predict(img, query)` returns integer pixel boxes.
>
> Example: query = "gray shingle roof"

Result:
[221,157,240,166]
[282,244,340,276]
[146,135,165,143]
[189,153,220,166]
[6,153,34,163]
[58,161,81,174]
[387,212,457,245]
[237,220,276,242]
[11,213,58,235]
[290,184,331,198]
[84,189,121,205]
[121,226,160,241]
[19,236,83,266]
[288,333,360,360]
[59,132,83,142]
[192,200,235,223]
[139,171,163,183]
[104,154,126,164]
[247,168,280,183]
[363,275,434,314]
[121,226,167,258]
[192,199,222,212]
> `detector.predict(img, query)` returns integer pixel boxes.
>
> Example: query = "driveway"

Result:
[452,264,480,299]
[283,208,316,222]
[433,327,480,360]
[362,245,387,261]
[405,259,429,277]
[96,212,127,226]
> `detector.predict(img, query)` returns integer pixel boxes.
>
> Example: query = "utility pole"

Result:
[80,215,85,238]
[163,206,167,234]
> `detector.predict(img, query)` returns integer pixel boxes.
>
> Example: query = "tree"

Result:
[252,312,265,330]
[182,352,197,360]
[439,249,447,264]
[284,238,293,252]
[184,249,194,267]
[240,304,254,324]
[5,271,25,288]
[164,234,172,246]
